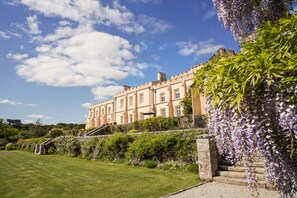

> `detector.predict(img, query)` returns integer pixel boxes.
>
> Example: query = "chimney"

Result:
[157,72,167,82]
[123,85,131,91]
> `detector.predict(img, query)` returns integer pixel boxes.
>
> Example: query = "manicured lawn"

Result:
[0,151,200,198]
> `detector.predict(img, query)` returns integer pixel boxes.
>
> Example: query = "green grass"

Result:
[0,151,200,198]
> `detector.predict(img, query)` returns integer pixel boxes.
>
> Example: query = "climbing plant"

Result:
[213,0,296,40]
[195,14,297,196]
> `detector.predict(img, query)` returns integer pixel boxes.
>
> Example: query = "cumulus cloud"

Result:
[129,0,162,4]
[16,28,144,87]
[7,53,28,61]
[91,85,124,100]
[26,15,41,34]
[27,114,50,119]
[22,120,35,124]
[139,14,171,34]
[0,98,22,105]
[177,39,224,57]
[81,102,92,108]
[0,31,11,39]
[16,0,144,34]
[203,9,217,20]
[26,103,38,107]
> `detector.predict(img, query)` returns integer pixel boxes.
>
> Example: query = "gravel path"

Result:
[166,182,280,198]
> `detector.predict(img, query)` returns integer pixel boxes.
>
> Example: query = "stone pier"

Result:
[196,134,219,180]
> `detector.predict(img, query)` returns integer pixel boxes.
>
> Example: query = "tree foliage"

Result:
[195,14,297,196]
[213,0,296,40]
[181,90,193,115]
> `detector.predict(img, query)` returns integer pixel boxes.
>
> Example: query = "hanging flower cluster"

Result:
[195,15,297,197]
[212,0,296,40]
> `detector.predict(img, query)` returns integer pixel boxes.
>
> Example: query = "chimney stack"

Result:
[157,72,167,82]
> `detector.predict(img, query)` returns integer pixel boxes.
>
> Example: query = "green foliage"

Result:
[103,133,134,161]
[47,128,64,138]
[181,90,193,115]
[126,132,200,162]
[195,14,297,111]
[143,160,158,168]
[134,117,178,132]
[16,137,47,152]
[81,138,98,160]
[54,136,82,157]
[5,143,16,150]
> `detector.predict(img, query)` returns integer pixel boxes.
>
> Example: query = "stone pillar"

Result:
[196,134,218,180]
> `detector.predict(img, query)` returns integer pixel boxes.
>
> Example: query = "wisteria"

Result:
[205,81,297,196]
[195,15,297,197]
[212,0,296,40]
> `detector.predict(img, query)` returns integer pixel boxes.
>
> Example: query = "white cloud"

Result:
[203,9,216,20]
[0,98,22,105]
[16,0,144,34]
[0,31,11,39]
[7,53,28,61]
[26,15,41,34]
[16,28,145,87]
[59,20,72,26]
[81,102,92,108]
[177,39,224,57]
[176,41,199,56]
[27,114,50,119]
[22,120,35,124]
[26,103,38,107]
[129,0,162,4]
[139,14,171,34]
[91,85,124,100]
[152,54,160,61]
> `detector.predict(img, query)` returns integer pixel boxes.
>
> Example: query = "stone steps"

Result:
[216,170,266,180]
[213,176,267,188]
[218,165,265,174]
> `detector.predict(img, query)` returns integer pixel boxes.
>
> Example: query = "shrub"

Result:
[16,137,47,152]
[5,143,16,150]
[48,128,64,138]
[81,138,98,160]
[143,160,158,169]
[103,133,134,161]
[54,136,81,157]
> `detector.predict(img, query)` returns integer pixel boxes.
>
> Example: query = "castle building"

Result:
[85,48,234,129]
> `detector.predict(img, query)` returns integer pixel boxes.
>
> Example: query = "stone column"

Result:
[196,134,218,180]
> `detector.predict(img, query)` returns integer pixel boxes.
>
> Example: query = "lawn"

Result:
[0,151,200,198]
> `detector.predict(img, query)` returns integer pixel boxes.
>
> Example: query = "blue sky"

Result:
[0,0,243,124]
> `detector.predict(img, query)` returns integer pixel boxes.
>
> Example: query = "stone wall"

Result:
[196,134,219,180]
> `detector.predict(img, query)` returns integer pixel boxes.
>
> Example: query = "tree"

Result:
[181,90,192,115]
[195,14,297,196]
[213,0,296,40]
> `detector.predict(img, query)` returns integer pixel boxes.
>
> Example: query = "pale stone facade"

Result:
[85,64,207,129]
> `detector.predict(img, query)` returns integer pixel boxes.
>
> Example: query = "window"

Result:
[95,110,98,117]
[161,108,166,117]
[108,107,111,114]
[120,116,124,124]
[129,114,133,123]
[101,109,104,115]
[120,99,124,108]
[139,93,144,104]
[90,111,93,118]
[139,112,144,120]
[160,93,165,102]
[174,89,180,99]
[175,106,181,117]
[129,96,133,106]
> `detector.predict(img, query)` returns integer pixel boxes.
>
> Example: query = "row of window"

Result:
[119,89,181,109]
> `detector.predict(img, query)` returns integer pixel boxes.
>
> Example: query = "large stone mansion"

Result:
[86,48,235,129]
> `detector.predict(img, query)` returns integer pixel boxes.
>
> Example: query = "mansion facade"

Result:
[85,48,234,129]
